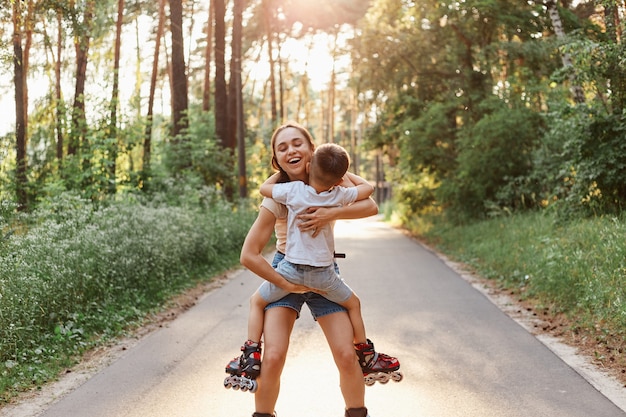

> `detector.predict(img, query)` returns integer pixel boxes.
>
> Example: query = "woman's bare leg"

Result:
[254,306,297,414]
[317,311,365,410]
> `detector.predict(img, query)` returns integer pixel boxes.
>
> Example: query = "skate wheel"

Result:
[364,374,376,386]
[377,373,390,384]
[250,381,258,393]
[224,375,235,389]
[391,371,403,383]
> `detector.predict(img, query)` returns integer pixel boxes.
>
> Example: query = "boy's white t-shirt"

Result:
[271,181,358,267]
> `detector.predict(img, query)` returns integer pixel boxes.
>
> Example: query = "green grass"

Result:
[384,203,626,339]
[0,191,257,403]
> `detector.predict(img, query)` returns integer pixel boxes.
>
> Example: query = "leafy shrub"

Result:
[439,99,541,219]
[0,190,256,399]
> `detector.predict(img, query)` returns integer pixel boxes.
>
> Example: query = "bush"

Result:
[0,190,256,400]
[440,99,541,219]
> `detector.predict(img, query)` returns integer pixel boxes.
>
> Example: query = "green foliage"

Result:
[417,210,626,334]
[399,100,458,177]
[451,99,541,215]
[566,109,626,215]
[0,190,256,401]
[159,108,235,192]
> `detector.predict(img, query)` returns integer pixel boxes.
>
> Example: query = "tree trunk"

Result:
[55,8,64,162]
[278,40,284,121]
[602,2,626,113]
[263,0,278,124]
[23,0,34,134]
[232,0,247,198]
[69,0,95,158]
[545,1,585,104]
[108,0,125,194]
[169,0,189,139]
[12,0,28,209]
[202,0,214,112]
[143,0,167,188]
[214,0,228,147]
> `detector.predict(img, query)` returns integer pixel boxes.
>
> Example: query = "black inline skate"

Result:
[224,340,262,393]
[355,339,403,386]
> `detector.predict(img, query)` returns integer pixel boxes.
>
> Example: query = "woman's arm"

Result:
[240,207,320,294]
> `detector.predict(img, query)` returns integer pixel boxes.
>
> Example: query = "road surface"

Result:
[3,216,626,417]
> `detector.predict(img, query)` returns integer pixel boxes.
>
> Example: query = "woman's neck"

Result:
[289,173,308,183]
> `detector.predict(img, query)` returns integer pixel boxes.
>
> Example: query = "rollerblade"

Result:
[355,339,403,386]
[224,340,262,393]
[345,407,370,417]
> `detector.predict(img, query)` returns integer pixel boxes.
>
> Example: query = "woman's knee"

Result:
[261,345,288,373]
[334,343,359,371]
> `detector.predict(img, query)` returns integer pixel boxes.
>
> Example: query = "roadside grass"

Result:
[383,203,626,379]
[0,190,256,403]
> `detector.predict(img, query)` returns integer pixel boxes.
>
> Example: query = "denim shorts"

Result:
[265,252,347,320]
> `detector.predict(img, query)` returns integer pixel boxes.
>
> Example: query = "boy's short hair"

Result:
[310,143,350,188]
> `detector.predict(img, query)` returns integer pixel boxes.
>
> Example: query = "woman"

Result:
[239,121,378,417]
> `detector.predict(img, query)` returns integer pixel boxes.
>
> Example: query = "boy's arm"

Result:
[343,172,374,201]
[259,172,281,198]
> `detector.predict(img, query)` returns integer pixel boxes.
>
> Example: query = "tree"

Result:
[602,1,626,113]
[143,0,167,187]
[213,0,228,146]
[262,0,278,124]
[545,0,585,104]
[53,6,66,162]
[108,0,125,193]
[68,0,95,159]
[169,0,189,139]
[12,0,28,209]
[202,0,214,112]
[231,0,247,198]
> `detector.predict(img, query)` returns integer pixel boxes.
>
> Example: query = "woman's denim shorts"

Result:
[266,252,347,320]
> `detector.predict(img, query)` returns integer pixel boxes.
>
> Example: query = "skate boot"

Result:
[355,339,403,386]
[345,407,370,417]
[224,340,262,393]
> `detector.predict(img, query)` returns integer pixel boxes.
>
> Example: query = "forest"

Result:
[2,0,626,219]
[1,0,626,402]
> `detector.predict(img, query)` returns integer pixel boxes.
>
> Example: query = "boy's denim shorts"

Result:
[266,252,347,320]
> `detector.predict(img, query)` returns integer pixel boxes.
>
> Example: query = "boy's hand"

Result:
[297,206,335,237]
[283,281,326,296]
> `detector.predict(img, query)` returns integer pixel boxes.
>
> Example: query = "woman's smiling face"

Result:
[273,126,314,182]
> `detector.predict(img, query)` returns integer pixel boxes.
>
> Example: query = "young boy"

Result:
[224,143,401,392]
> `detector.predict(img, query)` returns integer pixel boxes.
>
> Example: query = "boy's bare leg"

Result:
[248,289,269,342]
[340,294,367,344]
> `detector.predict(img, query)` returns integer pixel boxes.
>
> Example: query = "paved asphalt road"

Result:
[4,216,626,417]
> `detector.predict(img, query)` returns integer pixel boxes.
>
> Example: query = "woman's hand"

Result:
[297,206,338,237]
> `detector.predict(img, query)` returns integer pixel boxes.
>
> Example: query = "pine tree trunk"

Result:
[202,0,214,112]
[263,0,277,124]
[108,0,125,194]
[55,8,64,162]
[169,0,189,139]
[12,0,28,209]
[214,0,228,147]
[143,0,167,188]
